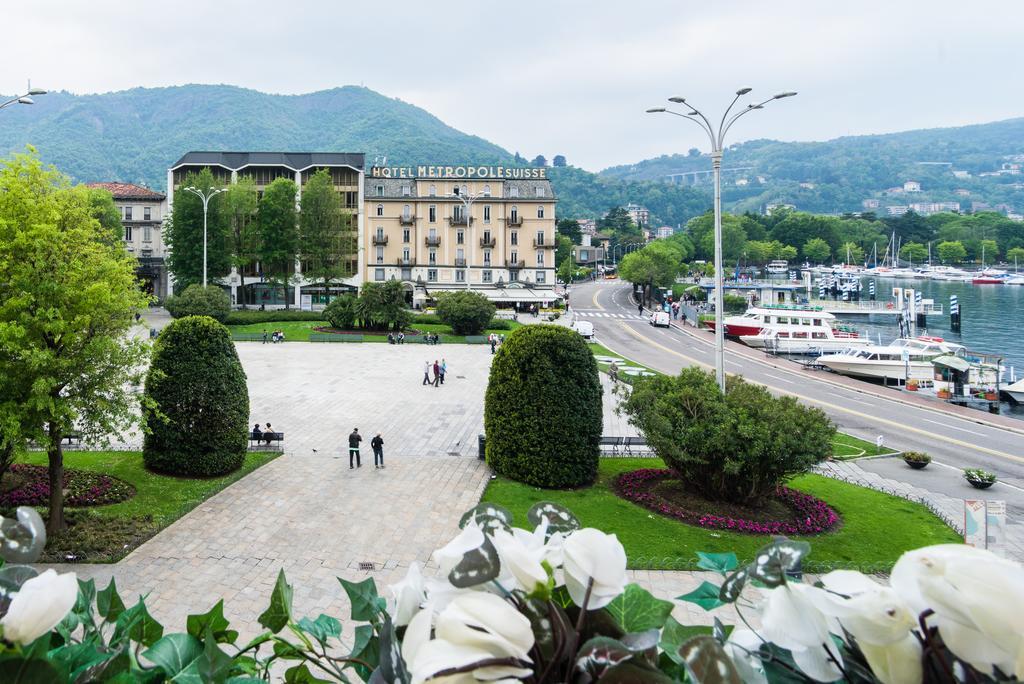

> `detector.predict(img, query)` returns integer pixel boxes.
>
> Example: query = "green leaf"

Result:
[350,624,381,681]
[0,658,62,684]
[197,623,234,683]
[659,616,697,665]
[338,576,386,622]
[677,581,725,612]
[696,551,739,576]
[297,614,342,646]
[273,640,307,661]
[74,578,97,622]
[604,583,674,633]
[749,540,810,588]
[551,585,574,609]
[447,535,501,588]
[679,635,742,684]
[527,501,581,534]
[187,600,238,644]
[574,636,634,678]
[142,633,203,677]
[284,663,334,683]
[718,567,749,603]
[48,641,116,682]
[113,598,164,647]
[258,570,293,633]
[97,577,126,621]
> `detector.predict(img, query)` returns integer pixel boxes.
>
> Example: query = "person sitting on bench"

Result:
[252,423,263,441]
[263,423,275,445]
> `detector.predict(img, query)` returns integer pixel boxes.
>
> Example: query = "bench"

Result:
[310,333,363,343]
[232,332,265,342]
[464,336,488,344]
[63,431,82,446]
[599,436,623,456]
[408,335,443,344]
[599,436,655,457]
[250,432,284,449]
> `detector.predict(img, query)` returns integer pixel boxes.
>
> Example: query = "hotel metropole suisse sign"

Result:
[369,165,547,179]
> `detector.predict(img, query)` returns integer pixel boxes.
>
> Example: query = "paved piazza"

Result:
[52,341,726,641]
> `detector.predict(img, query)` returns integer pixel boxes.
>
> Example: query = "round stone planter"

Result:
[967,479,995,490]
[904,459,929,470]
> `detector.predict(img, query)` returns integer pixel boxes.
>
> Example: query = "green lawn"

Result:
[227,320,521,343]
[831,432,896,460]
[18,450,279,562]
[480,458,960,570]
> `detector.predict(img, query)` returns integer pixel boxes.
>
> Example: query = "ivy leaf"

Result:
[527,501,580,535]
[339,576,386,621]
[349,624,381,682]
[677,581,725,612]
[749,541,810,588]
[97,577,127,622]
[447,535,500,588]
[142,633,203,677]
[75,577,97,623]
[659,616,696,666]
[679,635,742,684]
[459,503,513,530]
[197,624,234,683]
[258,570,293,633]
[719,567,749,603]
[187,600,238,644]
[297,614,342,646]
[604,584,674,632]
[574,636,633,679]
[696,551,739,576]
[48,641,116,682]
[283,663,334,683]
[375,615,410,684]
[114,598,164,647]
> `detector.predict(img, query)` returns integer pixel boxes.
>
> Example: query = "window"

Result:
[124,225,133,241]
[510,250,518,264]
[457,230,464,244]
[461,185,468,196]
[429,205,436,223]
[537,206,545,219]
[536,251,544,266]
[124,206,133,221]
[402,185,411,196]
[456,270,466,282]
[483,205,491,223]
[453,205,463,222]
[580,250,589,261]
[536,231,544,245]
[375,227,385,240]
[510,206,519,222]
[482,270,493,283]
[483,229,491,243]
[375,268,385,281]
[376,246,384,264]
[483,250,491,265]
[144,207,151,221]
[535,186,545,197]
[376,185,384,197]
[376,204,384,216]
[429,184,436,197]
[429,249,437,264]
[509,187,519,198]
[143,225,151,242]
[403,247,411,261]
[536,270,546,283]
[429,227,437,239]
[511,232,518,245]
[402,204,411,218]
[428,269,438,282]
[483,184,491,197]
[403,228,410,242]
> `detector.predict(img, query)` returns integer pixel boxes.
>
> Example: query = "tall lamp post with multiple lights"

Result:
[1,83,47,111]
[182,185,227,288]
[647,88,796,391]
[449,187,486,291]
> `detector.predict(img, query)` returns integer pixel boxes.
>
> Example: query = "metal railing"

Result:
[371,235,388,246]
[399,215,415,225]
[480,237,497,248]
[507,215,523,226]
[425,236,441,247]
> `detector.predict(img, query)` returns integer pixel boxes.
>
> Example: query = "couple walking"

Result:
[422,358,446,387]
[347,428,385,469]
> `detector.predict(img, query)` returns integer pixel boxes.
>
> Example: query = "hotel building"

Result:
[167,152,364,307]
[364,165,557,308]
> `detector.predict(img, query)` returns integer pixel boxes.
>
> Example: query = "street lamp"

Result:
[182,186,227,288]
[1,82,47,111]
[448,187,487,291]
[647,88,796,391]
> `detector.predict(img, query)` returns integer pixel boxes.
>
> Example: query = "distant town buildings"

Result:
[954,189,971,197]
[952,170,971,179]
[735,178,749,186]
[656,225,675,239]
[908,201,960,216]
[903,180,922,192]
[765,203,796,215]
[623,202,650,226]
[577,218,598,236]
[572,233,605,270]
[862,198,880,209]
[799,182,816,189]
[886,205,909,216]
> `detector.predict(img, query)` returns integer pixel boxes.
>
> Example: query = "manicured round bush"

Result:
[324,294,358,330]
[436,291,496,335]
[164,284,231,323]
[143,316,249,476]
[484,324,602,488]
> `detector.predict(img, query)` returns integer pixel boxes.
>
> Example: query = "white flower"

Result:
[561,528,627,609]
[389,562,426,627]
[1,569,78,645]
[859,636,923,684]
[434,524,485,576]
[891,544,1024,678]
[490,529,548,594]
[723,629,768,684]
[760,583,843,682]
[408,592,534,684]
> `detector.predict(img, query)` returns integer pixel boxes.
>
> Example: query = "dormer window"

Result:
[535,186,545,197]
[429,184,436,197]
[402,185,411,196]
[509,187,519,198]
[483,184,491,197]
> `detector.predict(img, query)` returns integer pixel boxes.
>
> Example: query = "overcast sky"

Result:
[4,1,1022,172]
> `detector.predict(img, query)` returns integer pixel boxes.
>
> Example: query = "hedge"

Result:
[225,310,324,325]
[165,285,231,323]
[484,324,602,488]
[142,316,250,476]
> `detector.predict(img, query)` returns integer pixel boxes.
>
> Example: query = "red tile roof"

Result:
[85,182,166,200]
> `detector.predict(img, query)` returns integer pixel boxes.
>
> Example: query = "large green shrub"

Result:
[324,294,357,330]
[164,284,231,323]
[621,368,834,504]
[484,325,602,488]
[143,316,250,476]
[225,310,323,325]
[355,280,411,331]
[436,291,497,335]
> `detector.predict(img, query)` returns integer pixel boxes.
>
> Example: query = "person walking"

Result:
[433,360,441,387]
[609,361,619,384]
[638,303,643,316]
[348,428,362,469]
[422,360,432,385]
[371,433,385,469]
[440,358,447,385]
[262,329,268,344]
[489,335,497,354]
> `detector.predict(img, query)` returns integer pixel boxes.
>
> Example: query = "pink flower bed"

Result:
[614,468,840,535]
[1,464,134,507]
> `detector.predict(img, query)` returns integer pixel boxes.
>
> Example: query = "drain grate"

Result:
[358,561,375,571]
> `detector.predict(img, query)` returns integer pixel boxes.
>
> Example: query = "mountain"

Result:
[0,84,710,227]
[601,118,1024,215]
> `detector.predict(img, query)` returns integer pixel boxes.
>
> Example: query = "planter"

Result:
[984,392,998,401]
[967,479,995,490]
[904,459,929,470]
[906,384,918,392]
[937,390,951,399]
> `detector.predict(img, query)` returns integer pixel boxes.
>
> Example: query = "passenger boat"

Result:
[739,314,867,355]
[1004,379,1024,402]
[818,336,1002,383]
[710,305,853,339]
[765,260,789,275]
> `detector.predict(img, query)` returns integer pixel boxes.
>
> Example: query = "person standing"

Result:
[262,329,268,344]
[433,359,441,387]
[609,361,619,384]
[440,358,447,385]
[489,335,496,354]
[371,433,385,469]
[422,360,431,385]
[348,428,362,469]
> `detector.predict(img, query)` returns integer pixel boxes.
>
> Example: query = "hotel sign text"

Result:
[370,165,547,179]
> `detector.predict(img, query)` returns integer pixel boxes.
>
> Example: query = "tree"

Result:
[699,221,747,262]
[484,325,602,488]
[687,147,701,158]
[618,242,683,304]
[165,168,230,290]
[802,238,831,264]
[620,368,834,505]
[300,169,353,302]
[324,294,358,330]
[164,284,231,322]
[899,242,928,264]
[664,232,695,262]
[554,234,573,268]
[86,187,124,244]
[222,176,259,307]
[552,155,567,167]
[143,316,249,476]
[256,177,299,309]
[1006,246,1024,266]
[598,207,637,236]
[0,150,149,534]
[980,239,999,263]
[556,218,582,245]
[435,291,496,335]
[937,240,967,264]
[355,280,411,331]
[558,253,576,283]
[531,155,547,167]
[839,242,865,265]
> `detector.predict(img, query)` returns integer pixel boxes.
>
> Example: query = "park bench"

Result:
[250,432,284,449]
[232,332,265,342]
[599,436,623,456]
[408,335,443,344]
[622,436,655,457]
[464,336,488,344]
[309,333,363,343]
[63,431,82,446]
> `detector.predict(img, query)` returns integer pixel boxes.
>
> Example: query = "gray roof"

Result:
[171,151,365,172]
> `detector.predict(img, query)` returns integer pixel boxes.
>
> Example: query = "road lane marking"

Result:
[612,322,1024,464]
[921,418,986,437]
[763,372,795,384]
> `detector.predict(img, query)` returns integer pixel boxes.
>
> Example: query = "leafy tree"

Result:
[256,177,299,309]
[743,240,772,264]
[664,232,695,262]
[1006,246,1024,266]
[770,213,841,256]
[687,147,701,157]
[776,244,798,262]
[356,280,410,331]
[0,150,149,534]
[803,238,831,264]
[435,291,496,335]
[143,316,249,476]
[552,155,567,167]
[980,239,999,263]
[899,242,928,264]
[598,207,637,236]
[618,242,683,304]
[839,242,865,265]
[222,176,259,307]
[937,240,967,264]
[485,325,601,488]
[556,218,582,245]
[698,220,747,262]
[531,155,547,167]
[621,368,834,505]
[164,284,231,323]
[165,168,230,290]
[557,253,576,283]
[324,294,358,330]
[300,169,353,300]
[86,187,124,244]
[554,234,573,269]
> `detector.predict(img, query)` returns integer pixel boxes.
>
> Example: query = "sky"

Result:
[3,0,1023,172]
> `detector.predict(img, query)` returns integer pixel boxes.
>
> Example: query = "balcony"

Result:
[447,216,474,226]
[533,239,555,249]
[505,260,526,269]
[372,234,389,246]
[396,258,416,266]
[480,236,497,248]
[507,214,523,226]
[455,258,467,267]
[425,235,442,247]
[399,214,415,225]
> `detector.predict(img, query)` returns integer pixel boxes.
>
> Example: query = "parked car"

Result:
[572,321,595,339]
[649,311,670,328]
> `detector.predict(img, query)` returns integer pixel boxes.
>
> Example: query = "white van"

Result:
[572,320,595,339]
[649,311,670,328]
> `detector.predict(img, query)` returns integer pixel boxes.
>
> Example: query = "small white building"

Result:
[903,180,922,192]
[887,205,909,216]
[656,225,675,239]
[862,198,880,209]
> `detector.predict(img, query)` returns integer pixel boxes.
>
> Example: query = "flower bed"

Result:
[614,468,840,535]
[0,464,134,507]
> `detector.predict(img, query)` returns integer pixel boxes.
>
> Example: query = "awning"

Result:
[480,288,560,303]
[932,355,971,372]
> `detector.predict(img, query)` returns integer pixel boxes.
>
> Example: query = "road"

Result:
[568,279,1024,515]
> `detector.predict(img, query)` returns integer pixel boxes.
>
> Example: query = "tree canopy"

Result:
[165,168,231,290]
